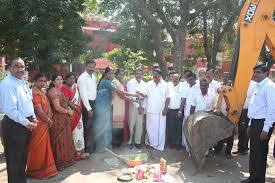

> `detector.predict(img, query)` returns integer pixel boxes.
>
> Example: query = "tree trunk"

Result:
[129,0,168,78]
[132,9,142,51]
[151,24,168,78]
[172,28,187,74]
[202,13,212,64]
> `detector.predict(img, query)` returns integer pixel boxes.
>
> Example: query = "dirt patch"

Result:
[0,135,274,183]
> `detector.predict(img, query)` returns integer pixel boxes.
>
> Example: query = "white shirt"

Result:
[168,83,184,109]
[182,82,200,116]
[190,91,216,112]
[0,74,35,126]
[247,78,275,132]
[146,79,170,113]
[127,78,147,108]
[243,80,257,109]
[182,81,189,88]
[77,71,97,111]
[208,79,221,95]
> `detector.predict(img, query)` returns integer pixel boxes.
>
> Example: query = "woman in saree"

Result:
[61,72,89,160]
[26,73,57,179]
[47,74,75,171]
[94,67,139,152]
[112,69,130,146]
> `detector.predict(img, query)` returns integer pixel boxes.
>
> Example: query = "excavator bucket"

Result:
[183,111,234,171]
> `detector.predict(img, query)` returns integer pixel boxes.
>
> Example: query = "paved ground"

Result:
[0,135,274,183]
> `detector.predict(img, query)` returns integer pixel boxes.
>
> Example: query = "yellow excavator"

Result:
[183,0,275,171]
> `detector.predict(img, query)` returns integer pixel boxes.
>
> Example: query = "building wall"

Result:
[84,19,119,53]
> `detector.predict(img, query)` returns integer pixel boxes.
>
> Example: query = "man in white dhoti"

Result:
[182,72,199,151]
[144,69,170,151]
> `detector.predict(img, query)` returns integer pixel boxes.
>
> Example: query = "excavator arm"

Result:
[221,0,275,124]
[184,0,275,171]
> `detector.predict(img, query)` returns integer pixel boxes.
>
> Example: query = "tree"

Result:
[99,0,227,77]
[104,47,152,80]
[197,0,244,68]
[128,0,228,75]
[0,0,89,72]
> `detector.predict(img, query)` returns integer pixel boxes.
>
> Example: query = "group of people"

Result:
[0,57,274,183]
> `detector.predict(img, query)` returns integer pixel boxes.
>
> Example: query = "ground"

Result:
[0,135,274,183]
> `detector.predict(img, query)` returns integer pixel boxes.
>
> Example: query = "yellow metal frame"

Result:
[217,0,275,124]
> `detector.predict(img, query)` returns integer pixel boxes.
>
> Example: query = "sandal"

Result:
[80,152,90,160]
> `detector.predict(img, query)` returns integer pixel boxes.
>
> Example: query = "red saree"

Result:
[48,88,75,171]
[26,87,57,179]
[61,84,81,131]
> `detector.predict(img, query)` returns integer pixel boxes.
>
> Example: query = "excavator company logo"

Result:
[244,3,258,23]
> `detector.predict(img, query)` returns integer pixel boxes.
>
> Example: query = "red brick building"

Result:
[83,19,119,53]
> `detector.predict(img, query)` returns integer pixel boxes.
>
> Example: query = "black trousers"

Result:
[237,109,250,152]
[2,116,32,183]
[166,109,182,147]
[82,100,95,153]
[249,119,274,183]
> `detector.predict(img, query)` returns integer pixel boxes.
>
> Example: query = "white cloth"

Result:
[72,116,85,151]
[208,79,221,95]
[70,86,85,151]
[190,91,216,112]
[243,80,257,109]
[182,81,189,88]
[182,116,189,152]
[248,78,275,132]
[182,83,200,116]
[127,78,147,108]
[168,83,184,109]
[145,80,170,113]
[77,71,97,111]
[167,81,173,87]
[146,113,166,151]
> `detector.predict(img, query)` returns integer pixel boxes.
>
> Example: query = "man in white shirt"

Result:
[166,73,184,150]
[181,69,192,87]
[167,70,175,85]
[190,78,216,114]
[127,69,147,149]
[233,80,257,155]
[241,64,275,183]
[182,72,199,151]
[197,68,206,80]
[144,69,170,151]
[205,67,221,95]
[77,59,97,153]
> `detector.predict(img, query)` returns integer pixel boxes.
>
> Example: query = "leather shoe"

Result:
[233,150,248,155]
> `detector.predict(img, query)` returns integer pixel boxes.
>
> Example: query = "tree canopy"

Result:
[0,0,89,71]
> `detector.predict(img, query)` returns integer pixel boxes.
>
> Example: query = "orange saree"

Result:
[26,87,57,179]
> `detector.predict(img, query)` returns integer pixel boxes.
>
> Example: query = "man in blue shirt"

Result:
[0,57,37,183]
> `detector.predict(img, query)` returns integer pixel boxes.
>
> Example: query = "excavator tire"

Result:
[183,111,234,171]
